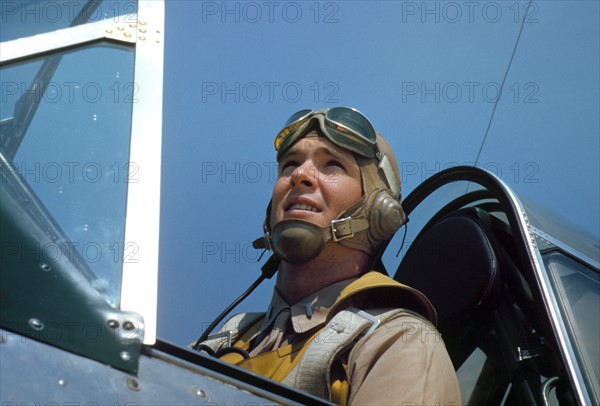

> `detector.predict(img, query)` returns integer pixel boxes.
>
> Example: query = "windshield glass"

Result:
[543,251,600,401]
[1,43,135,306]
[0,0,138,42]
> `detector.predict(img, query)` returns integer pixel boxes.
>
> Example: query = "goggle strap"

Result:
[378,154,399,196]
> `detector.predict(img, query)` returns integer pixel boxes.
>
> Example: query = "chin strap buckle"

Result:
[331,217,355,241]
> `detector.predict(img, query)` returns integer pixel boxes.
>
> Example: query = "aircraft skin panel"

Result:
[0,328,298,405]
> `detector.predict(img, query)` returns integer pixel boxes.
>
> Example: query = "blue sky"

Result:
[157,1,599,345]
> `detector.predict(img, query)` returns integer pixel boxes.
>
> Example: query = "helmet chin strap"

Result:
[268,217,369,264]
[253,194,372,265]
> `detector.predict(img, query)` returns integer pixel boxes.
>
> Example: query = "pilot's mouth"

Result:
[287,203,320,213]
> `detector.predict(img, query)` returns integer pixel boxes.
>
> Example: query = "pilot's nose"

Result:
[290,162,316,189]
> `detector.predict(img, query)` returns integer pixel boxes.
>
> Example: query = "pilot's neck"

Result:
[275,243,369,305]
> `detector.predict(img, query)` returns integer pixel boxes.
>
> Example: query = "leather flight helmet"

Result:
[254,110,406,266]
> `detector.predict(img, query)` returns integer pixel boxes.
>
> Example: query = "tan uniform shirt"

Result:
[246,277,462,405]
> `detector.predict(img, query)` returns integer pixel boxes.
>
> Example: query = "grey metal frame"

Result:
[0,0,165,345]
[0,19,136,64]
[119,0,164,345]
[499,180,593,406]
[399,166,596,405]
[533,226,600,270]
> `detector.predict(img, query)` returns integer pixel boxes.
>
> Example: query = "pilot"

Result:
[197,108,461,405]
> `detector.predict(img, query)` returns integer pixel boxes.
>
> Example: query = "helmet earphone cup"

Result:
[367,190,406,243]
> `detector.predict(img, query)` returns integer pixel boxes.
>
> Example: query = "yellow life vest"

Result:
[201,272,436,404]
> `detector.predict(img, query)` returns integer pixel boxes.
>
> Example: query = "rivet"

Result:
[120,351,131,361]
[139,28,146,33]
[117,26,124,31]
[126,378,140,391]
[105,29,113,34]
[139,36,146,41]
[193,387,206,399]
[57,379,67,387]
[129,23,136,28]
[139,21,146,25]
[39,263,51,272]
[122,321,135,331]
[124,32,132,38]
[107,319,119,328]
[29,318,44,331]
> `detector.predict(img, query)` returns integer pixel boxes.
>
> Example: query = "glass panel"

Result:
[0,0,138,42]
[1,43,135,307]
[543,251,600,402]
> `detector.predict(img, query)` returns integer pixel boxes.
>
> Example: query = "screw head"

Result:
[29,318,44,331]
[122,321,135,331]
[193,387,206,399]
[120,351,131,362]
[126,378,140,391]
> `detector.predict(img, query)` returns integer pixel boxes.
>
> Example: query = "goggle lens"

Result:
[325,107,376,146]
[283,109,313,127]
[274,107,377,158]
[274,109,313,151]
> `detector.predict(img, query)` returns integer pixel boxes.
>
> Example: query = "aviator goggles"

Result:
[274,107,378,159]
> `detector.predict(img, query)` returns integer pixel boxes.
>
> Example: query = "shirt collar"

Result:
[261,277,359,334]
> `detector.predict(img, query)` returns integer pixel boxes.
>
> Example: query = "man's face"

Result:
[270,136,363,229]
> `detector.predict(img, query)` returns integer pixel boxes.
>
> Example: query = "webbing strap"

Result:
[282,307,408,399]
[201,312,265,353]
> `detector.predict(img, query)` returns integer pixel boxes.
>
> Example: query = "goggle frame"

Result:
[274,107,378,159]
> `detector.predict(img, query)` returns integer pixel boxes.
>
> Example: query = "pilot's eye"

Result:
[326,159,345,170]
[280,160,299,177]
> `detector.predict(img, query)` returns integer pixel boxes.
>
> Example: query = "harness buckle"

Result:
[331,217,354,241]
[206,330,234,347]
[348,307,381,335]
